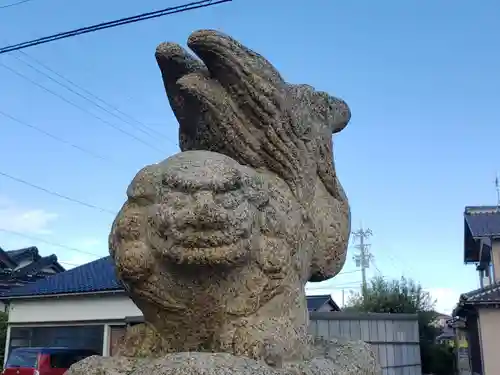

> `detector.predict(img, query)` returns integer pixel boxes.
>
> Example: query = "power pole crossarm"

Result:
[352,227,373,297]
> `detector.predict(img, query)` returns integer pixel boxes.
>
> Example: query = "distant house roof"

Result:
[306,294,341,312]
[436,329,455,341]
[0,246,65,272]
[7,247,40,262]
[463,206,500,263]
[461,283,500,305]
[454,282,500,318]
[0,256,122,299]
[435,313,452,320]
[0,246,65,294]
[1,257,342,311]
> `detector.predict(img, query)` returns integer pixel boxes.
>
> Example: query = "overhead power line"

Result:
[59,260,87,267]
[0,61,164,153]
[16,51,170,140]
[0,170,116,215]
[11,52,175,144]
[0,0,232,54]
[0,109,121,166]
[0,0,34,9]
[0,228,102,258]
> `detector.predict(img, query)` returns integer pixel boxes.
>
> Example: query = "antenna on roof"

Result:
[495,173,500,208]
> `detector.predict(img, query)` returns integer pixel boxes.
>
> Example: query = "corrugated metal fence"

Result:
[309,312,421,375]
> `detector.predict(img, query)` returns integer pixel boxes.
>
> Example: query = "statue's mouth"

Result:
[153,233,252,266]
[174,226,251,248]
[149,215,254,266]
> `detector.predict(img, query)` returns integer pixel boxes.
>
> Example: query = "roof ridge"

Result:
[462,282,500,300]
[0,255,122,299]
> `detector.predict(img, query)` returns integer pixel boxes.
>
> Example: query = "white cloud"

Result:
[425,287,461,316]
[0,197,58,234]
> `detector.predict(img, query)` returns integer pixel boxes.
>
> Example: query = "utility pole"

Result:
[495,174,500,208]
[352,226,373,298]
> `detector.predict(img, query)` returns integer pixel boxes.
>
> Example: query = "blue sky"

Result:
[0,0,499,314]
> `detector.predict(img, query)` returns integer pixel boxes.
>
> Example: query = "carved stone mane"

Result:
[108,30,356,369]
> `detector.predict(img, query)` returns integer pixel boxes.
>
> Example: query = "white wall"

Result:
[478,308,500,375]
[316,303,334,312]
[7,293,142,324]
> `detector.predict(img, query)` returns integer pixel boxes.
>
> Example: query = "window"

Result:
[5,350,38,368]
[9,326,104,355]
[50,353,88,369]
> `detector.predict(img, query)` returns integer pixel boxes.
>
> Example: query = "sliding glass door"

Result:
[9,325,104,355]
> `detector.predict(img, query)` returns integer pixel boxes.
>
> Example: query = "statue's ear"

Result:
[312,90,351,135]
[308,179,351,282]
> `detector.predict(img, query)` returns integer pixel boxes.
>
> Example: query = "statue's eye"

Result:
[164,192,191,209]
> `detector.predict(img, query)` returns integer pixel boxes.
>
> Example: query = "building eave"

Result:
[0,247,17,269]
[13,255,58,277]
[7,247,40,263]
[0,288,126,301]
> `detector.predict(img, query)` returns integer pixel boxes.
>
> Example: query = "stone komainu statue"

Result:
[69,30,380,375]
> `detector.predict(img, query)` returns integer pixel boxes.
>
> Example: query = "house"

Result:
[435,326,454,346]
[0,256,341,360]
[431,313,454,346]
[306,294,341,312]
[432,313,452,329]
[452,206,500,374]
[0,246,65,310]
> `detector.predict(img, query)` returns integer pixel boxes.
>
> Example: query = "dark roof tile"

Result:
[7,247,39,261]
[306,295,331,311]
[0,256,122,298]
[464,210,500,238]
[460,282,500,304]
[0,257,341,312]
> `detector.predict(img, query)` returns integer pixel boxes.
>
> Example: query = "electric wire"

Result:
[0,228,102,258]
[59,260,88,267]
[0,109,121,166]
[0,61,164,153]
[11,52,175,145]
[0,0,34,9]
[15,50,171,140]
[0,0,232,54]
[0,170,116,215]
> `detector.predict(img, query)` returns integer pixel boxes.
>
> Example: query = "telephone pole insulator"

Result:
[352,226,373,297]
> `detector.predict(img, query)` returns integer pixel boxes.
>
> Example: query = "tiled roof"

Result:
[7,247,38,261]
[0,256,122,299]
[1,257,343,310]
[306,295,332,311]
[460,282,500,305]
[464,207,500,238]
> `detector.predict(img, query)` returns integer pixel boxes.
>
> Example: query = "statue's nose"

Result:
[191,191,227,228]
[194,191,215,211]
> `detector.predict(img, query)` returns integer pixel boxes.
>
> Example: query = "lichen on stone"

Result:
[93,29,381,375]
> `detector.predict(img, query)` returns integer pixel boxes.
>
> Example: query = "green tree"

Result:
[0,312,7,364]
[345,276,454,375]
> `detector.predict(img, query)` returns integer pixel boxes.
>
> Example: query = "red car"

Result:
[3,348,99,375]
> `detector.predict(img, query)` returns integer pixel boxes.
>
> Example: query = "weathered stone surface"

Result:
[113,323,168,358]
[107,29,378,374]
[110,150,312,364]
[69,339,379,375]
